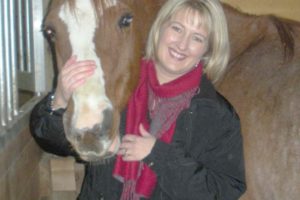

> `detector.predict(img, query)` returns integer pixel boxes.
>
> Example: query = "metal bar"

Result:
[0,0,48,131]
[10,0,19,117]
[0,0,6,128]
[18,0,43,92]
[0,0,19,129]
[2,0,11,126]
[17,0,35,91]
[32,0,47,93]
[17,0,25,72]
[25,0,34,73]
[0,0,4,128]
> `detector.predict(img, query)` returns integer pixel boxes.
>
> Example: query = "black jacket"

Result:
[30,75,246,200]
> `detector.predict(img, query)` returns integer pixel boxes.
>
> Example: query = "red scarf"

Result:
[113,59,202,199]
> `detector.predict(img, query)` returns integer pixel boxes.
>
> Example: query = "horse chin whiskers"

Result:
[76,140,118,163]
[78,134,119,162]
[83,151,116,164]
[65,119,119,162]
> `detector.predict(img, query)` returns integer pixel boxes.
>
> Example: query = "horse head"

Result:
[42,0,163,162]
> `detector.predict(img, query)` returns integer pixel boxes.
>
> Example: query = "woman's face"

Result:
[155,9,209,84]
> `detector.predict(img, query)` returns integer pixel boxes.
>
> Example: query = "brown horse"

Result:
[42,0,300,199]
[43,0,165,161]
[219,4,300,200]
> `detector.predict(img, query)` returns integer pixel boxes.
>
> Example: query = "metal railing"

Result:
[0,0,49,133]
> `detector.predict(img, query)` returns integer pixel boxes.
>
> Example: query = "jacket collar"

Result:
[195,74,218,100]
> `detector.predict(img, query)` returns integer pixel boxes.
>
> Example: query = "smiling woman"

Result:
[152,9,209,84]
[113,0,245,199]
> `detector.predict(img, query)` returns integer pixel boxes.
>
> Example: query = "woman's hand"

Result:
[53,55,96,109]
[119,124,156,161]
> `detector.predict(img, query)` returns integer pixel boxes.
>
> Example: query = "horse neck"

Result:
[224,3,298,64]
[223,4,270,63]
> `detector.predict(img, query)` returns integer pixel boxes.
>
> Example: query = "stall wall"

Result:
[0,128,42,200]
[221,0,300,21]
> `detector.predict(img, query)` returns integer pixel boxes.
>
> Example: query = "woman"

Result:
[30,0,246,199]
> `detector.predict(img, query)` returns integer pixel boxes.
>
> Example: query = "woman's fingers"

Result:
[118,136,135,155]
[54,56,97,108]
[67,67,95,89]
[64,55,77,68]
[119,133,156,161]
[61,60,96,90]
[63,61,96,80]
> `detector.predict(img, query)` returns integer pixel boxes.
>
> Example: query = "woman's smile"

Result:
[168,47,187,61]
[155,8,209,84]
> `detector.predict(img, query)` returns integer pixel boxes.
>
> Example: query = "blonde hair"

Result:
[145,0,230,83]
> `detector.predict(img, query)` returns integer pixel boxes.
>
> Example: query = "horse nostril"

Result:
[100,108,113,136]
[65,107,114,161]
[82,132,98,146]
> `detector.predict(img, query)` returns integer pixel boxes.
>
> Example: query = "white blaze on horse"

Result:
[59,0,114,128]
[59,0,116,160]
[42,0,300,199]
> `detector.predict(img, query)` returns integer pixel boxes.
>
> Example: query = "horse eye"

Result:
[118,13,133,28]
[42,25,56,43]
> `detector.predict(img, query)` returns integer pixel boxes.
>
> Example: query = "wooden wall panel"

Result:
[0,128,43,200]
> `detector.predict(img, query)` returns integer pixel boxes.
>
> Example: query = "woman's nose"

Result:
[177,34,189,51]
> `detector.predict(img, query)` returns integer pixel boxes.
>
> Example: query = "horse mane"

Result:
[268,15,295,61]
[223,3,296,63]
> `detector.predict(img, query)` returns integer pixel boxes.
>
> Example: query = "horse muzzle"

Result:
[63,98,119,162]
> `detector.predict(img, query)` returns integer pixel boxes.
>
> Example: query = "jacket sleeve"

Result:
[29,93,78,158]
[143,99,246,200]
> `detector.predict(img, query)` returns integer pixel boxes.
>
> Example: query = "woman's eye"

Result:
[193,36,203,43]
[192,35,206,43]
[171,25,182,33]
